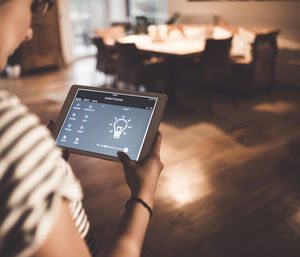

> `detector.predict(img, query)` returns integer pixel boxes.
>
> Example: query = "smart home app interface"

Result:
[56,89,157,161]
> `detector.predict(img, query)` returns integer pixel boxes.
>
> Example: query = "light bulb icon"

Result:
[109,115,132,139]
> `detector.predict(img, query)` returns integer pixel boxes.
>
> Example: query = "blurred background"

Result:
[1,1,300,257]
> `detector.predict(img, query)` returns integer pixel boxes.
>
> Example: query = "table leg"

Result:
[166,58,178,106]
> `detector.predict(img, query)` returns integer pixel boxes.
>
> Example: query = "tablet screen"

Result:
[56,89,158,161]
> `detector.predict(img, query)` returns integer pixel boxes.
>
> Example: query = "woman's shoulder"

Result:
[0,90,83,257]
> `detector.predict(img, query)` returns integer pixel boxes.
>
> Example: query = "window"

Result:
[70,0,108,57]
[130,0,168,24]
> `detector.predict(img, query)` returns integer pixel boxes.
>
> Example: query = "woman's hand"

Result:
[118,132,164,208]
[47,120,70,161]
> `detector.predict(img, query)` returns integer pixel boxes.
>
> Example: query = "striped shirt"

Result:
[0,91,98,257]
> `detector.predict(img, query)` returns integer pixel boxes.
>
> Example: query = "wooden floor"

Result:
[1,57,300,257]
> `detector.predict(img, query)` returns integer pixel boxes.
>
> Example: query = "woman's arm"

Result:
[32,200,91,257]
[103,132,163,257]
[32,132,163,257]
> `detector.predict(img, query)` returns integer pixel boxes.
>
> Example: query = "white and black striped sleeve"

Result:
[0,91,98,257]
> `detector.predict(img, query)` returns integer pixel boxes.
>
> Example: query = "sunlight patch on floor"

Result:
[254,101,295,114]
[161,162,212,208]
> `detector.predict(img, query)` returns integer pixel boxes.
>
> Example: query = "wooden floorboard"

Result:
[273,239,300,257]
[175,188,300,257]
[1,57,300,257]
[227,208,300,257]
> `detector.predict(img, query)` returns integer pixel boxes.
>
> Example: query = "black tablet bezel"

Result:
[53,85,167,162]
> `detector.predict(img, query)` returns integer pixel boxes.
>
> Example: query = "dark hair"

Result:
[0,0,10,5]
[31,0,54,13]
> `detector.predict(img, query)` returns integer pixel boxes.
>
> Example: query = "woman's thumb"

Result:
[117,151,131,166]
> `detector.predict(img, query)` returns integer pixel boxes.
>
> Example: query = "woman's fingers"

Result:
[118,152,135,170]
[47,120,70,160]
[47,120,56,132]
[149,131,162,158]
[62,149,70,161]
[154,131,162,156]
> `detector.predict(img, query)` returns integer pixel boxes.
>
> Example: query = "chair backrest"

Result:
[115,42,142,84]
[95,26,125,40]
[135,16,149,34]
[203,37,233,85]
[204,37,232,59]
[251,31,279,86]
[252,31,279,61]
[165,12,180,25]
[92,37,110,73]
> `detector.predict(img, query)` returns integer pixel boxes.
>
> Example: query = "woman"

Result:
[0,1,164,256]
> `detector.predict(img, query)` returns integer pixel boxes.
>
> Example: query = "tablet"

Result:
[53,85,167,162]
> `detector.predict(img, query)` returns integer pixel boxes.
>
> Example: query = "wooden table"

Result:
[99,25,280,102]
[103,26,232,103]
[116,27,233,101]
[105,25,233,57]
[116,35,206,57]
[105,25,280,61]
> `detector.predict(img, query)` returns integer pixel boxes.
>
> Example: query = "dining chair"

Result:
[202,37,233,86]
[135,16,150,34]
[115,42,168,92]
[202,37,237,115]
[232,31,280,96]
[92,37,118,87]
[95,26,125,41]
[176,37,235,116]
[165,12,181,25]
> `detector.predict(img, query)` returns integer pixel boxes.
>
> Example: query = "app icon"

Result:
[109,115,132,139]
